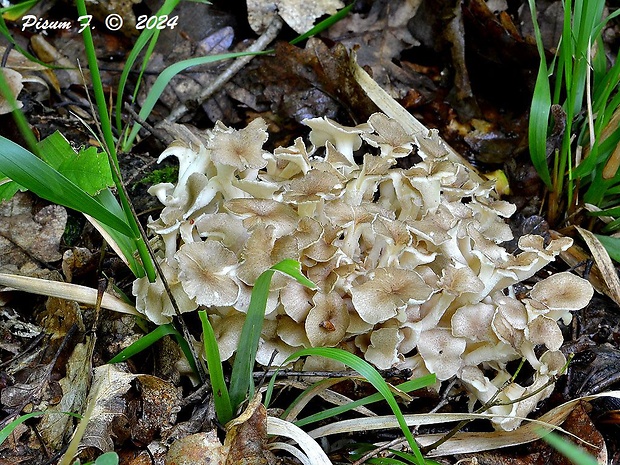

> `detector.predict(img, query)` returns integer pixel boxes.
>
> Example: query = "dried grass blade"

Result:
[576,226,620,305]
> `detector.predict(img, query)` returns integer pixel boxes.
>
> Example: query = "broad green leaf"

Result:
[594,234,620,263]
[0,135,134,237]
[37,132,114,195]
[94,452,120,465]
[0,178,22,202]
[199,310,233,424]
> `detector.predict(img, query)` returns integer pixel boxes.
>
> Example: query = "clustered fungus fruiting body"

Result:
[135,113,594,430]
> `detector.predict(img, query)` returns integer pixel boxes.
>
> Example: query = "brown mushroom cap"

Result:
[529,271,594,311]
[351,267,433,325]
[305,292,350,347]
[417,328,466,381]
[209,118,268,170]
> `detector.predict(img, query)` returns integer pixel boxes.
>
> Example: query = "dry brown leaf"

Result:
[79,365,180,454]
[38,340,93,450]
[576,226,620,306]
[326,0,423,99]
[247,0,344,34]
[224,394,277,465]
[0,192,67,271]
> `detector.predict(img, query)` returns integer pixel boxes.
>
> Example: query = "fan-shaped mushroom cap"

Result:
[305,292,350,347]
[209,118,268,170]
[451,303,496,342]
[364,327,404,369]
[351,267,433,325]
[175,240,240,307]
[362,113,414,161]
[417,329,466,380]
[529,271,594,311]
[304,117,370,165]
[225,198,298,237]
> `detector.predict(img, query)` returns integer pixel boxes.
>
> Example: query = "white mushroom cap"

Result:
[303,117,370,165]
[209,118,268,170]
[175,240,240,307]
[305,292,350,347]
[350,267,433,325]
[417,329,466,381]
[529,271,594,311]
[451,303,496,342]
[364,327,404,369]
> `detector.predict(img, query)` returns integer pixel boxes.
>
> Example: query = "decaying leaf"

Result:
[326,0,423,99]
[247,0,344,34]
[79,365,180,454]
[0,192,67,271]
[38,340,93,450]
[576,226,620,306]
[224,395,277,464]
[259,40,379,124]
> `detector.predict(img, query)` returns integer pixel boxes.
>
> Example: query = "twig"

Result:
[162,15,283,124]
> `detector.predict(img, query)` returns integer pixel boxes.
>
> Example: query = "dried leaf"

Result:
[224,394,277,465]
[38,340,93,450]
[247,0,344,34]
[326,0,423,98]
[0,192,67,268]
[80,364,137,453]
[166,431,228,465]
[80,365,180,453]
[307,391,620,457]
[576,226,620,306]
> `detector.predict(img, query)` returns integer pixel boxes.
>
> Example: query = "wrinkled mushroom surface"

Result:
[136,115,593,430]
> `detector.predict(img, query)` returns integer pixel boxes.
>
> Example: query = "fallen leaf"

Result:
[0,192,67,269]
[165,431,228,465]
[38,340,93,450]
[247,0,344,34]
[326,0,423,99]
[224,395,277,465]
[79,365,180,454]
[258,40,379,124]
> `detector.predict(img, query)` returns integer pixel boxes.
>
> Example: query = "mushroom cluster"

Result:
[135,114,593,430]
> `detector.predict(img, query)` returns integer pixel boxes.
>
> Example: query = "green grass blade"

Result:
[0,412,44,445]
[115,0,181,132]
[199,310,233,424]
[289,1,355,45]
[527,0,553,188]
[108,323,198,375]
[538,429,598,465]
[293,374,436,427]
[122,50,270,150]
[0,135,134,236]
[228,260,316,413]
[280,347,429,465]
